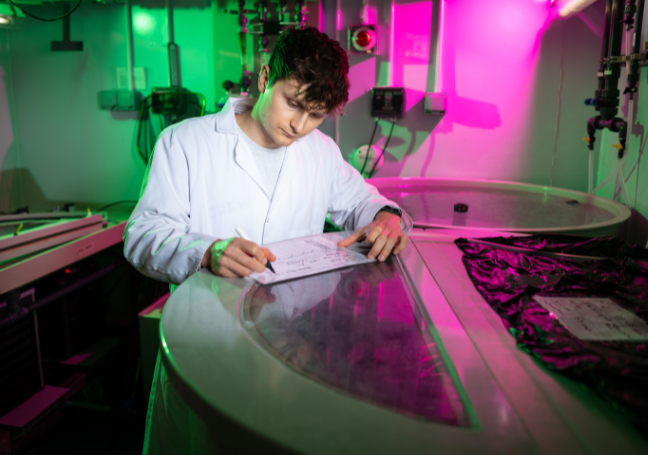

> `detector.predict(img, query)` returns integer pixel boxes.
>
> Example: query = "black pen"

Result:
[235,227,276,274]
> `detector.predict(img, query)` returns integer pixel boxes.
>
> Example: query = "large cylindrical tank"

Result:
[370,178,631,237]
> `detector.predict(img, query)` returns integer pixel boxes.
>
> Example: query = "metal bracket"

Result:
[606,53,648,64]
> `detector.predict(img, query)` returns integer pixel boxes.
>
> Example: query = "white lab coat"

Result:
[127,98,411,455]
[124,97,410,285]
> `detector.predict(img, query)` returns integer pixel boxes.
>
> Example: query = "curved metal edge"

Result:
[368,177,632,233]
[158,280,299,455]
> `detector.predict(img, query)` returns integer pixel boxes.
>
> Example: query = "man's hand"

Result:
[201,238,277,278]
[337,211,408,262]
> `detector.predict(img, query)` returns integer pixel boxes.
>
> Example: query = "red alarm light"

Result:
[348,25,379,54]
[355,30,372,48]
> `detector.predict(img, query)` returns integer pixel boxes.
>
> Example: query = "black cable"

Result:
[97,201,138,211]
[360,118,379,177]
[7,0,83,22]
[368,120,396,178]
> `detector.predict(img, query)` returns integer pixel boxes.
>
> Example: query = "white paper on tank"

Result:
[533,296,648,341]
[249,233,375,285]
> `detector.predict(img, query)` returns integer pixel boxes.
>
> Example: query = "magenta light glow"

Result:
[435,0,445,92]
[389,0,395,86]
[387,0,552,180]
[391,1,433,113]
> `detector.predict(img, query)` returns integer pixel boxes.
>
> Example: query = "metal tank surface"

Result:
[159,232,648,454]
[369,178,631,237]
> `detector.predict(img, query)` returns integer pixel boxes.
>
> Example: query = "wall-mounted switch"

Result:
[371,87,405,118]
[424,92,446,115]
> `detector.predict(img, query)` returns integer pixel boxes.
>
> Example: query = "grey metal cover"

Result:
[242,259,468,425]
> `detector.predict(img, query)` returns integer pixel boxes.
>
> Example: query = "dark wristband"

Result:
[375,205,402,219]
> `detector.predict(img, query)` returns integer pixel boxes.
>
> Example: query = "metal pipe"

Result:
[601,0,625,121]
[0,264,115,329]
[594,0,613,107]
[628,0,644,95]
[334,0,341,146]
[126,1,135,92]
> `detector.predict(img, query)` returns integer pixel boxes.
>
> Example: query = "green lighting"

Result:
[133,12,156,35]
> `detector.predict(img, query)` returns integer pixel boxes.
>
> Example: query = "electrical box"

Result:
[424,92,446,115]
[97,90,142,111]
[371,87,405,118]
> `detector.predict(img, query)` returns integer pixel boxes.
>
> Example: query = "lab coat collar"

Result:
[215,97,256,134]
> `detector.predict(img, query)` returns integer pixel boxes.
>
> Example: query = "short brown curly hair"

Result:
[268,27,350,115]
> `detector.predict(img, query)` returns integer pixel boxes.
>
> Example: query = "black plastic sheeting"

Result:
[455,235,648,434]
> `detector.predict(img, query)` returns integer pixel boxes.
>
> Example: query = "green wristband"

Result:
[210,237,234,274]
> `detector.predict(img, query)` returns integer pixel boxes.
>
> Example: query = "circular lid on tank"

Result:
[369,178,631,233]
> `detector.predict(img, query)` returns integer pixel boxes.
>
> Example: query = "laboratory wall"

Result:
[0,0,645,243]
[0,1,234,212]
[326,0,603,190]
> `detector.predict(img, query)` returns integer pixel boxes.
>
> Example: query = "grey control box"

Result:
[370,87,405,118]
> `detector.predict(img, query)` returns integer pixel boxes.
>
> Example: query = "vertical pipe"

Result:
[334,0,341,146]
[631,0,645,80]
[595,0,613,99]
[126,1,135,92]
[62,6,71,42]
[601,0,625,120]
[166,0,174,44]
[389,0,395,86]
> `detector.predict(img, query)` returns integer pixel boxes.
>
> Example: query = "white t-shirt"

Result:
[233,103,286,199]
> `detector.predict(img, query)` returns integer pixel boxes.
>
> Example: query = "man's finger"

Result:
[393,236,409,255]
[235,238,268,264]
[368,234,387,260]
[365,226,384,244]
[219,255,255,277]
[225,246,266,273]
[337,227,366,248]
[262,247,277,262]
[377,236,398,262]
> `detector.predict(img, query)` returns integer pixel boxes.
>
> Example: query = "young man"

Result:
[125,27,409,286]
[125,27,410,454]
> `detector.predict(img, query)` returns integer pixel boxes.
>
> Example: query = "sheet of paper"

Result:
[533,296,648,341]
[249,233,375,285]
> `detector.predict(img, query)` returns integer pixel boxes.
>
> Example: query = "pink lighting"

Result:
[389,1,395,86]
[391,1,432,112]
[347,57,376,104]
[336,9,341,30]
[379,0,553,180]
[435,0,445,92]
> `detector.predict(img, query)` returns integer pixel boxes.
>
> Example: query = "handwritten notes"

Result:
[250,233,375,285]
[533,296,648,341]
